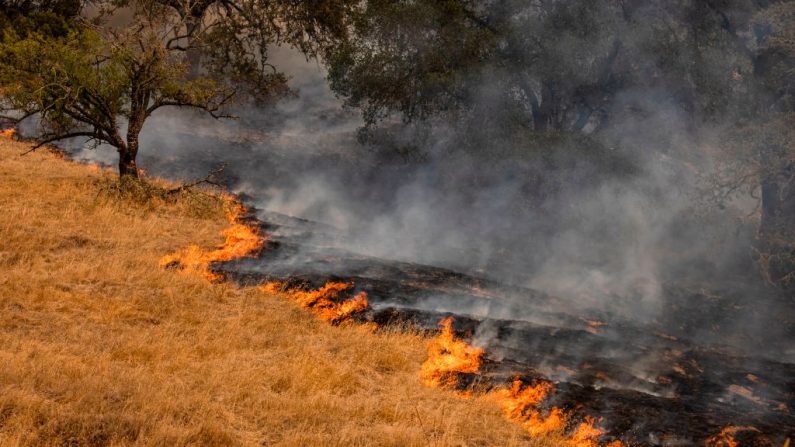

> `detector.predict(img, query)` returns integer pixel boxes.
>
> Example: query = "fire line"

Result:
[259,281,370,325]
[160,198,265,281]
[421,317,624,447]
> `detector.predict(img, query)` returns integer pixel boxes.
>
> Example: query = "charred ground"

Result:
[215,208,795,446]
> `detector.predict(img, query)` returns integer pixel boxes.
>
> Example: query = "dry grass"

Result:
[0,137,540,446]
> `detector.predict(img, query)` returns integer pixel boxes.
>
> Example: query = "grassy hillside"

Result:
[0,136,539,446]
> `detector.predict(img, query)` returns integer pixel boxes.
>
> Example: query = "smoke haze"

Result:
[64,40,791,362]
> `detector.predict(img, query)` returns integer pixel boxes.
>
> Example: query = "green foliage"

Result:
[327,0,783,134]
[0,0,358,177]
[328,0,492,128]
[0,18,234,145]
[2,26,115,131]
[0,0,81,21]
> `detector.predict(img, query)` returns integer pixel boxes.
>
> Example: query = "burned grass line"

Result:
[160,198,266,282]
[0,132,539,446]
[156,192,597,445]
[259,281,371,327]
[157,197,794,446]
[420,317,624,447]
[158,204,624,445]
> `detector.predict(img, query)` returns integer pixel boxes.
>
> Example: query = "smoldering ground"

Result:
[61,42,794,362]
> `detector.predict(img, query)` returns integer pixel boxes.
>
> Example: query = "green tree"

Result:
[0,0,82,19]
[0,0,356,178]
[327,0,761,134]
[328,0,795,286]
[709,2,795,286]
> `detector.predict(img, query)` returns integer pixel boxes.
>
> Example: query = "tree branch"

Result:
[164,163,227,195]
[20,131,105,155]
[146,88,238,119]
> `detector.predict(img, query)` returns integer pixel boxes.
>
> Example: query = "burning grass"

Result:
[259,281,370,325]
[421,317,624,447]
[420,316,484,388]
[704,426,765,447]
[0,136,548,446]
[160,200,265,281]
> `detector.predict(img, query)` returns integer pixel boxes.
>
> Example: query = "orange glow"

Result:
[160,201,264,281]
[522,407,567,436]
[570,417,607,447]
[0,128,16,138]
[494,379,565,436]
[705,426,748,447]
[492,379,610,446]
[418,320,621,447]
[260,281,369,325]
[497,379,554,419]
[420,317,484,388]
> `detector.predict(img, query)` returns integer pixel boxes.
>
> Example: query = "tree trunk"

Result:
[535,81,566,131]
[185,16,203,78]
[759,143,795,235]
[119,123,141,179]
[760,172,795,235]
[118,147,139,179]
[760,176,781,235]
[758,163,795,287]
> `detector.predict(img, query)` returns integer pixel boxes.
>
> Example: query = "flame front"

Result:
[493,379,613,446]
[420,316,484,388]
[495,380,564,436]
[421,318,621,446]
[704,426,744,447]
[260,281,369,325]
[1,128,16,138]
[160,201,264,281]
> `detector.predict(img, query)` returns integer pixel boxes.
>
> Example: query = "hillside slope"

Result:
[0,137,540,446]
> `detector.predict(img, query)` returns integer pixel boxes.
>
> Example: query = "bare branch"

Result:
[20,131,105,155]
[146,87,238,119]
[165,33,192,50]
[164,163,227,195]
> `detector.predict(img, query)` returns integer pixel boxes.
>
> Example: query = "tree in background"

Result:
[0,0,356,178]
[708,2,795,287]
[327,0,758,136]
[0,0,82,18]
[328,0,795,288]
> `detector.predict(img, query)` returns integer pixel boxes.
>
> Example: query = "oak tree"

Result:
[0,0,355,178]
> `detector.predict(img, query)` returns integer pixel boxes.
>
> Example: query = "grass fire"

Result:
[420,316,484,388]
[259,281,370,325]
[2,1,795,446]
[0,133,540,446]
[159,200,265,281]
[420,317,623,447]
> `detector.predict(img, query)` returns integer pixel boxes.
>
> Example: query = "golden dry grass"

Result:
[0,137,543,446]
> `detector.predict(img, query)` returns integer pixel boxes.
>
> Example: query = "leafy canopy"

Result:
[0,0,357,177]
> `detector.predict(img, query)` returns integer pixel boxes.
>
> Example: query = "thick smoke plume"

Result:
[65,37,790,362]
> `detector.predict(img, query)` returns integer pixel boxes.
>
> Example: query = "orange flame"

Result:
[260,281,369,325]
[497,379,554,419]
[160,201,264,281]
[705,426,757,447]
[493,379,611,446]
[570,418,608,447]
[1,128,16,138]
[420,317,484,388]
[420,318,621,446]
